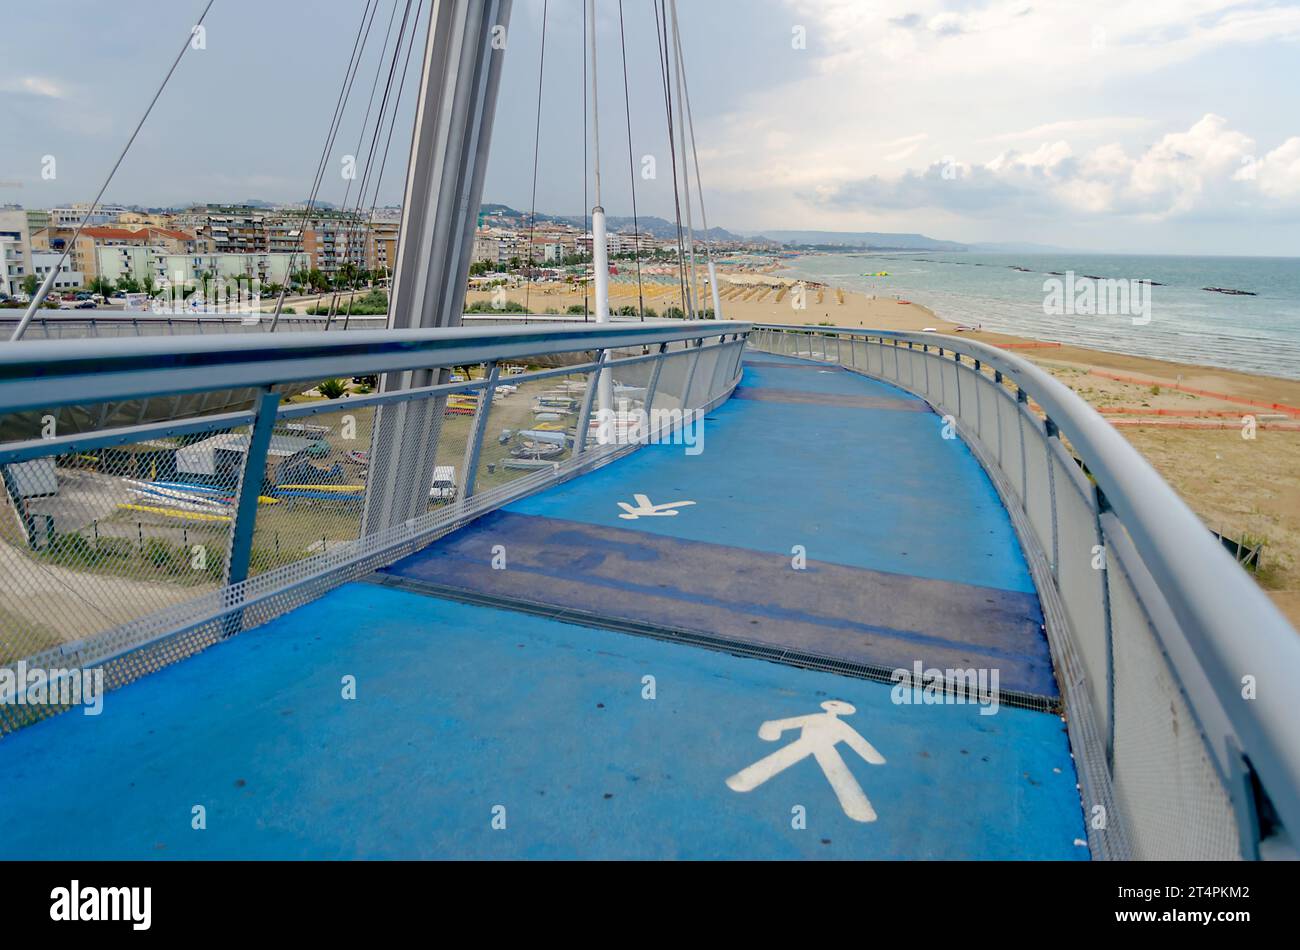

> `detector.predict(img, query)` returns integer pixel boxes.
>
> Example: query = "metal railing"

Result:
[0,320,750,732]
[750,324,1300,861]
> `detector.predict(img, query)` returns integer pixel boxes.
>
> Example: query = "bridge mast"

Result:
[362,0,513,535]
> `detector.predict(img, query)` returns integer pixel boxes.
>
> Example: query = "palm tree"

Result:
[317,379,348,399]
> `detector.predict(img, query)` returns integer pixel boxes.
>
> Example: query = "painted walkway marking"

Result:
[727,701,886,822]
[617,493,696,520]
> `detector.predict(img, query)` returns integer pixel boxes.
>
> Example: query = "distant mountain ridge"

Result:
[744,229,968,251]
[478,203,746,243]
[479,205,972,251]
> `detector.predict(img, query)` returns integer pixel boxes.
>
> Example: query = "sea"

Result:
[775,252,1300,380]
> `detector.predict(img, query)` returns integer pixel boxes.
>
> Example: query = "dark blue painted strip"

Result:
[382,510,1057,696]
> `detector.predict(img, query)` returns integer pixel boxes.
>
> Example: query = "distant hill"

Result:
[478,205,981,251]
[745,230,968,252]
[479,203,746,242]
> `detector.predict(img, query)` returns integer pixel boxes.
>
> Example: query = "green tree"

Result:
[142,272,157,297]
[20,274,39,296]
[115,274,142,294]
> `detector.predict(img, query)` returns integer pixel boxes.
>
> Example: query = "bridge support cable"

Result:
[347,0,430,331]
[361,0,515,536]
[617,0,647,321]
[331,0,422,331]
[324,0,408,330]
[270,0,386,331]
[523,0,549,319]
[9,0,216,343]
[652,0,690,319]
[670,1,723,320]
[667,0,698,319]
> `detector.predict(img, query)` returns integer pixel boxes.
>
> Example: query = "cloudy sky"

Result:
[2,0,1298,254]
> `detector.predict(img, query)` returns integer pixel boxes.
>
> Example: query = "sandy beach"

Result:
[468,269,1300,627]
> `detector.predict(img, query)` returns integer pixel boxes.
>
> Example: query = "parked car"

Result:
[74,300,97,309]
[429,465,458,502]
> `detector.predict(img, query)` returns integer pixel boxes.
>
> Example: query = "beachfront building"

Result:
[0,210,33,297]
[609,230,657,256]
[30,251,83,291]
[472,227,529,265]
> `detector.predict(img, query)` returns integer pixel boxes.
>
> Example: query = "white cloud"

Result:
[1243,137,1300,200]
[1,76,65,98]
[809,114,1299,220]
[698,0,1300,239]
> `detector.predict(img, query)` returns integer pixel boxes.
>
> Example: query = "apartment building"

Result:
[366,221,399,277]
[75,226,199,280]
[202,206,267,253]
[0,209,33,297]
[49,204,128,228]
[95,241,301,289]
[301,217,368,277]
[609,230,658,256]
[31,251,83,291]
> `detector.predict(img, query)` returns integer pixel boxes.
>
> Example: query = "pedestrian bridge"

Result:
[0,321,1295,860]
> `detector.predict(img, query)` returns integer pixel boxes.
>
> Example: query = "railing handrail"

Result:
[756,323,1300,840]
[0,320,750,413]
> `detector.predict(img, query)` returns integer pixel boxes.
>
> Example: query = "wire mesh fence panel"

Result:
[996,389,1025,499]
[1105,541,1242,860]
[473,367,588,493]
[1020,413,1056,571]
[708,341,743,398]
[0,421,242,665]
[976,369,1002,458]
[1050,448,1111,729]
[956,363,982,437]
[683,346,722,412]
[243,400,377,576]
[650,351,693,416]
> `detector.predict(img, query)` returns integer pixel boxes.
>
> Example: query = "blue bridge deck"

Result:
[0,354,1088,859]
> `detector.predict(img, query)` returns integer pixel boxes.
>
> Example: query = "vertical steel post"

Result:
[574,352,605,457]
[680,340,704,410]
[460,362,499,499]
[223,387,282,632]
[641,342,669,423]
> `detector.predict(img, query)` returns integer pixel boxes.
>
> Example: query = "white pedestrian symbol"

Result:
[617,493,696,520]
[726,701,886,822]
